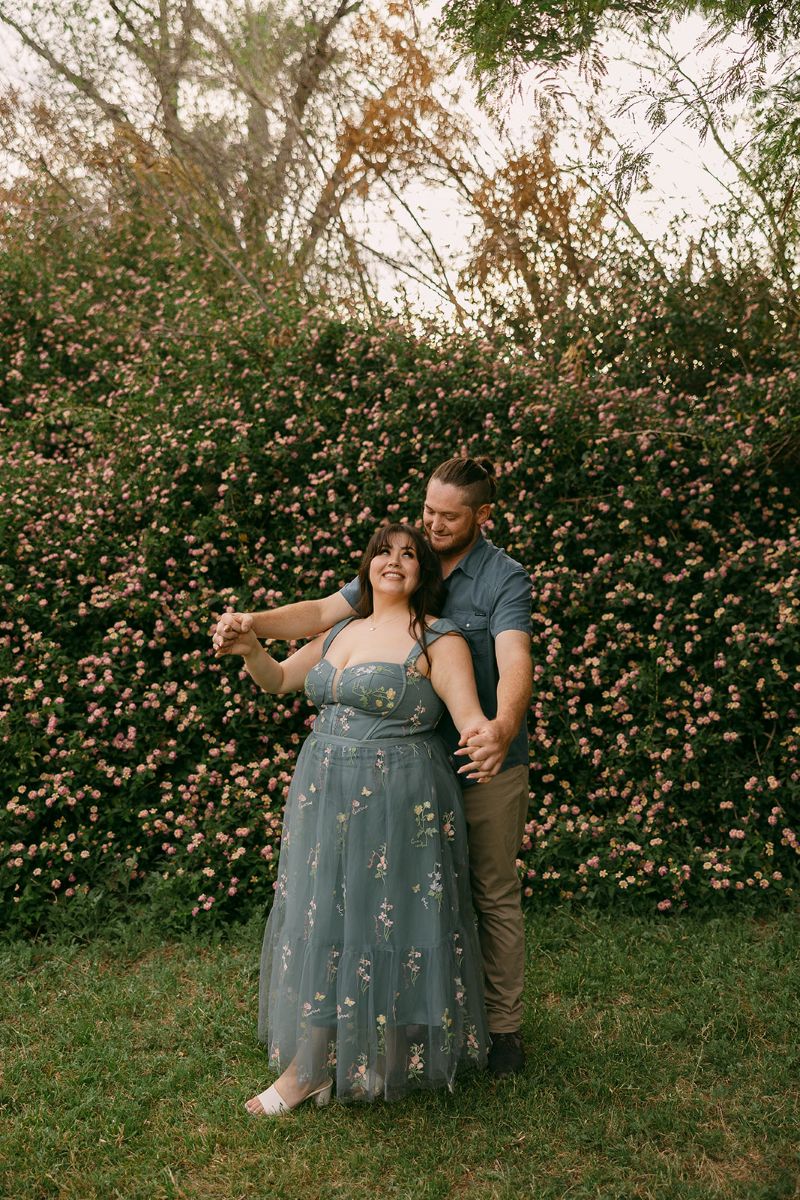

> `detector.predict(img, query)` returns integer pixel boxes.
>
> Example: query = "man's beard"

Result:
[426,522,479,558]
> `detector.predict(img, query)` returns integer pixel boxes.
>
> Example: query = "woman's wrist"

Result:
[242,639,263,662]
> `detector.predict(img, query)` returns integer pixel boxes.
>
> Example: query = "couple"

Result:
[213,456,533,1115]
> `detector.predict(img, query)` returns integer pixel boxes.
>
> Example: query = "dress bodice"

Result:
[304,618,460,741]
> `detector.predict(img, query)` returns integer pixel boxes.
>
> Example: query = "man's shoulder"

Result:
[460,540,530,620]
[480,538,530,583]
[339,575,361,606]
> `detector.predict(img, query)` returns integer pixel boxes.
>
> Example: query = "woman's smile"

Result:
[368,535,421,594]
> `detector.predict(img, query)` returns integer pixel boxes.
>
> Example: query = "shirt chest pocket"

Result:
[452,610,491,658]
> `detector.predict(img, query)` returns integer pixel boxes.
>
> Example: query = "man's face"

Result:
[422,480,485,558]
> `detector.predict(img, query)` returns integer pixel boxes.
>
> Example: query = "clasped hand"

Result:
[455,720,510,784]
[210,611,256,657]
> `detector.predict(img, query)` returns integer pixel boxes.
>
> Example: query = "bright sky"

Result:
[569,16,746,242]
[331,8,751,317]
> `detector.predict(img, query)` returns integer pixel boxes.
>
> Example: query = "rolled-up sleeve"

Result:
[340,576,361,612]
[490,566,532,638]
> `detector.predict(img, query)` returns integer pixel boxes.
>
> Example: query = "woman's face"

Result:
[368,533,421,601]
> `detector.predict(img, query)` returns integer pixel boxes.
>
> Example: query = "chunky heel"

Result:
[314,1081,334,1107]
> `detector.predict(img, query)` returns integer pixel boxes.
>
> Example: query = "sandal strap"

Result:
[255,1084,290,1114]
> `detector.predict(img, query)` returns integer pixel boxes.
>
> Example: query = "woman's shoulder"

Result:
[408,617,464,676]
[422,616,463,640]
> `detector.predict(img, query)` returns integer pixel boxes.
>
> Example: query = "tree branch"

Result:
[0,10,137,131]
[268,0,362,213]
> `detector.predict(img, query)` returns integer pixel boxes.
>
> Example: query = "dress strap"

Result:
[323,617,357,654]
[405,617,463,667]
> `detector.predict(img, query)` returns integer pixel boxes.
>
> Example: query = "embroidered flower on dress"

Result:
[349,1053,370,1091]
[375,897,394,940]
[423,862,443,910]
[412,800,437,847]
[368,843,388,879]
[404,946,422,985]
[407,1042,425,1080]
[357,956,372,991]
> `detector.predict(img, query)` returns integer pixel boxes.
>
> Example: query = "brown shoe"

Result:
[488,1031,525,1077]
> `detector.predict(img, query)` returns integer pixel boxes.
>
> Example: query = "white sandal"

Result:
[247,1078,333,1117]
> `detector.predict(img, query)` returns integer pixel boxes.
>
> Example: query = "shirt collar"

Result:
[446,534,492,580]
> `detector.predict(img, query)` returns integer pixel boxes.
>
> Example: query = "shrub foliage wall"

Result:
[2,214,799,935]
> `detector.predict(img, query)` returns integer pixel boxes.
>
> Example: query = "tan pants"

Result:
[461,764,529,1034]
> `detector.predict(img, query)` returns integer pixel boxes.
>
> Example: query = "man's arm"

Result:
[212,591,355,655]
[455,630,532,777]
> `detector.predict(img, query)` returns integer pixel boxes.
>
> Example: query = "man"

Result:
[213,456,533,1076]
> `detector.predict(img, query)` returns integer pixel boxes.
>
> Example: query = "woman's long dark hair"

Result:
[356,524,445,667]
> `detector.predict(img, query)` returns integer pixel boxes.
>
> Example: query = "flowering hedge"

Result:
[2,213,799,935]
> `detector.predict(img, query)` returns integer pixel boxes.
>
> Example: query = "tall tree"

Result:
[0,0,641,333]
[0,1,443,307]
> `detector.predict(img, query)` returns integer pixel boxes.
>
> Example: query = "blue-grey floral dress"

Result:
[258,617,489,1102]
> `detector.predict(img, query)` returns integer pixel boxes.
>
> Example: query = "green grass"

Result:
[1,908,798,1200]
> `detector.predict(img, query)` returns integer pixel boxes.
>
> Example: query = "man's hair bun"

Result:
[429,455,497,507]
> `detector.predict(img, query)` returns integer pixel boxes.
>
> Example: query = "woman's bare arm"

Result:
[212,592,354,655]
[242,631,327,694]
[427,634,491,782]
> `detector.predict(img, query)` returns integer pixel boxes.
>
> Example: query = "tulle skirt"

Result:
[258,730,489,1102]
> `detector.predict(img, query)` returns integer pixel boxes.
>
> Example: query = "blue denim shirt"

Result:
[340,536,532,782]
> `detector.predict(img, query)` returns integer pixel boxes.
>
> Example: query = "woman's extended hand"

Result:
[211,611,254,657]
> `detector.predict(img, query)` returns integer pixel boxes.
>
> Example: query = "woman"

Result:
[229,524,490,1114]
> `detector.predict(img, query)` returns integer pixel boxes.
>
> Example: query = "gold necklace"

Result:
[367,612,409,633]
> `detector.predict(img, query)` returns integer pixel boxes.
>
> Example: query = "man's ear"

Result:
[475,503,493,527]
